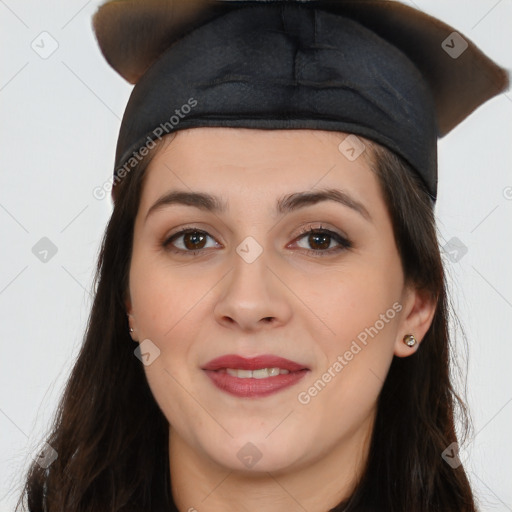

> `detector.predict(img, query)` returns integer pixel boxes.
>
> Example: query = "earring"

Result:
[403,334,417,347]
[129,327,134,333]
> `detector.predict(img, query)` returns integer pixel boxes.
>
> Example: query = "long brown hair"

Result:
[16,131,476,511]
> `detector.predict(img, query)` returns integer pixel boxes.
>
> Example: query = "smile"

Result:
[202,354,309,398]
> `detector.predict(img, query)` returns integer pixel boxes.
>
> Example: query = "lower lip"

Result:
[203,369,309,398]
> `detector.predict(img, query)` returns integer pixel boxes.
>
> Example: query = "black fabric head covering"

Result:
[92,0,509,202]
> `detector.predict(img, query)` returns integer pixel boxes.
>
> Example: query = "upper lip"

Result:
[202,354,309,372]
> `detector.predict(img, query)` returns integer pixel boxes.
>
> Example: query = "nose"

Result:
[213,244,293,332]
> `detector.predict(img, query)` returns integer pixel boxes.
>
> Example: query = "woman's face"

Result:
[127,127,433,476]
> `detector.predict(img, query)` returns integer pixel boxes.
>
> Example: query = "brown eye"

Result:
[182,231,207,250]
[307,232,331,251]
[163,229,219,254]
[293,226,352,256]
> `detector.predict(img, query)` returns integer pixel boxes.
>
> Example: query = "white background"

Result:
[0,1,511,511]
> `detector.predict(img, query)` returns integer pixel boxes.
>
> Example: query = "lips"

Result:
[202,354,309,398]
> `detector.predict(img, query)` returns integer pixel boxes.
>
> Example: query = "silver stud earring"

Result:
[403,334,417,347]
[129,327,134,333]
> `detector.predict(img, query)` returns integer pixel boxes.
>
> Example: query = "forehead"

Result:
[138,127,384,216]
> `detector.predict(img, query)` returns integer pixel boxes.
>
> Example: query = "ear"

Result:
[124,292,139,342]
[394,285,437,358]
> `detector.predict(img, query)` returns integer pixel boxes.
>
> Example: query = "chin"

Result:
[202,434,305,474]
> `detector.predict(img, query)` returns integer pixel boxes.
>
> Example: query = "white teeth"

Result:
[252,368,274,379]
[225,367,290,378]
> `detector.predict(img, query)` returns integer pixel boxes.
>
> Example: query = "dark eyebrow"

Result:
[145,187,371,222]
[277,188,371,221]
[145,190,228,222]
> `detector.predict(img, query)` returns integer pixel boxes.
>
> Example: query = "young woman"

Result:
[16,0,508,510]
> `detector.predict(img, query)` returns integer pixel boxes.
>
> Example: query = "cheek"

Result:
[127,251,218,398]
[292,262,403,351]
[293,278,401,445]
[128,248,210,340]
[291,263,402,412]
[128,253,208,431]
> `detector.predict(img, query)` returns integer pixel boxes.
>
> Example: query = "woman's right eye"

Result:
[163,228,220,255]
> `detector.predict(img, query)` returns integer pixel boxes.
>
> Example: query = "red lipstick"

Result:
[202,354,309,398]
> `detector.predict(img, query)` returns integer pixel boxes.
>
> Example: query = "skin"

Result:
[126,127,436,512]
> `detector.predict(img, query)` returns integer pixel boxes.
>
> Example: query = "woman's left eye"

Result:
[292,225,352,255]
[163,224,351,256]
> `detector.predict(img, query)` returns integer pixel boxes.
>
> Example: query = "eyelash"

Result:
[162,223,352,257]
